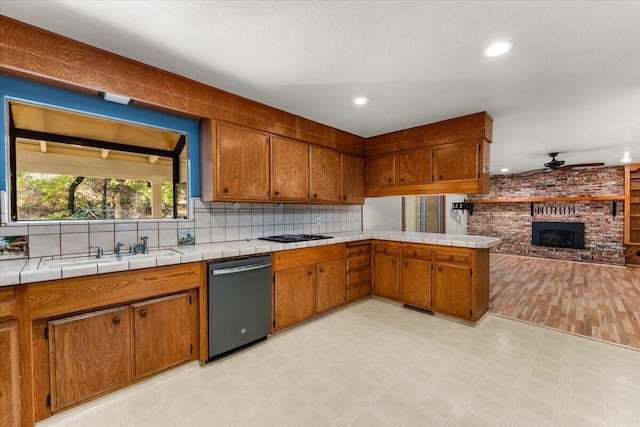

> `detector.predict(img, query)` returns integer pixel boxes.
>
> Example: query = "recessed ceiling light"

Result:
[500,168,509,172]
[483,40,514,58]
[353,96,369,105]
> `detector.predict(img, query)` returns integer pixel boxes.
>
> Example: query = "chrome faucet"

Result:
[132,236,149,254]
[114,241,125,255]
[90,245,103,259]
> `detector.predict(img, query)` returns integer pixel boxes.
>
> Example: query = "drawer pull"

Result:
[404,261,408,267]
[413,250,417,256]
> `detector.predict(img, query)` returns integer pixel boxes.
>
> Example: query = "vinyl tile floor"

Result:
[37,299,640,427]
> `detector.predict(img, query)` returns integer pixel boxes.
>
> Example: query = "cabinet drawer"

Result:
[347,269,371,287]
[347,283,371,303]
[347,254,371,270]
[401,245,431,260]
[347,244,371,257]
[373,242,401,254]
[435,251,470,264]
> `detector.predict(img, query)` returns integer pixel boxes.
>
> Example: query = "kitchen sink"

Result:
[43,249,182,269]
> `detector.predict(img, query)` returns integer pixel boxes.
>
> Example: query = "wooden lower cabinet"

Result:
[316,260,347,314]
[48,306,132,411]
[272,244,346,332]
[274,266,316,330]
[432,261,471,319]
[371,241,489,323]
[131,293,192,379]
[373,243,400,300]
[0,320,20,427]
[400,258,432,310]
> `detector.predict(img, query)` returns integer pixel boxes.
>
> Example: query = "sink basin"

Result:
[43,249,182,269]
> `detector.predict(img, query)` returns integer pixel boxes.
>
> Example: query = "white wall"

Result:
[363,196,403,231]
[445,195,468,235]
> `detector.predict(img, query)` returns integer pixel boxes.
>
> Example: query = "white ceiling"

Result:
[2,1,640,174]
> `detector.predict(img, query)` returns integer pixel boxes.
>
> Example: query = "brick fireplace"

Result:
[468,167,625,265]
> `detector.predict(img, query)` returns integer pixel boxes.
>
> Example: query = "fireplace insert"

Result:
[531,222,585,249]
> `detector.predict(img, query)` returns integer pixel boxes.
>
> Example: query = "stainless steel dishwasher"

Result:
[207,255,271,360]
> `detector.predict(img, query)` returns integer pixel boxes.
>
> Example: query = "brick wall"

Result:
[468,167,625,265]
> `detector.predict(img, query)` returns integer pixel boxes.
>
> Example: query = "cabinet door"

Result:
[625,163,640,245]
[341,154,365,204]
[373,252,399,300]
[316,259,347,314]
[48,306,131,411]
[366,155,395,187]
[400,258,432,310]
[0,321,19,427]
[432,141,479,182]
[132,293,192,379]
[271,136,309,201]
[433,262,471,320]
[397,149,432,185]
[274,266,316,330]
[310,146,341,203]
[217,123,270,200]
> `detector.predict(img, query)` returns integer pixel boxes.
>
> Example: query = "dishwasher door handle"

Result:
[212,263,272,276]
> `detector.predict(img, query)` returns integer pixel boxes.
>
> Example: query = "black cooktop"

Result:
[258,234,332,243]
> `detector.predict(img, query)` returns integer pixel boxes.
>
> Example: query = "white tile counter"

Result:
[0,231,501,286]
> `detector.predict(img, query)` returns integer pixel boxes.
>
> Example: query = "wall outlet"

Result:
[316,216,321,226]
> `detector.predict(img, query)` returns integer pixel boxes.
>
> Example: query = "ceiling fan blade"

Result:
[557,162,605,171]
[514,168,549,176]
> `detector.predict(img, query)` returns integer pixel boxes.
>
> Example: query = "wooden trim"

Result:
[470,195,625,203]
[0,16,364,155]
[364,112,492,157]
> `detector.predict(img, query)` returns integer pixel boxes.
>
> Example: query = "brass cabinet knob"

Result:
[319,267,325,273]
[307,270,312,276]
[113,316,121,325]
[140,310,147,318]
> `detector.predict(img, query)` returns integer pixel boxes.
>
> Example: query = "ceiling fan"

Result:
[515,152,605,176]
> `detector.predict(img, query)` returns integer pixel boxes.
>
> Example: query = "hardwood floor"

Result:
[490,253,640,350]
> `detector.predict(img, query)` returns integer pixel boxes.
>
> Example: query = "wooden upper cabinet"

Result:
[366,155,395,187]
[341,154,365,204]
[310,145,341,203]
[271,136,310,201]
[397,148,432,185]
[48,306,132,412]
[131,293,192,379]
[217,123,270,200]
[432,141,479,183]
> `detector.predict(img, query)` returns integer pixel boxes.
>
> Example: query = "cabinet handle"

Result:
[274,191,280,196]
[413,250,417,256]
[438,175,444,180]
[307,270,312,276]
[313,193,318,198]
[438,266,443,272]
[392,261,396,266]
[139,309,147,318]
[113,316,121,325]
[343,195,347,200]
[388,178,392,183]
[319,267,325,273]
[400,177,404,182]
[223,187,229,194]
[404,261,408,267]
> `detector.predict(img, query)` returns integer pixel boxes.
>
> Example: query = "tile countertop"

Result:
[0,231,501,287]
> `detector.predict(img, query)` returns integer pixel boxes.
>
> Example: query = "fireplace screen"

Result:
[532,222,585,249]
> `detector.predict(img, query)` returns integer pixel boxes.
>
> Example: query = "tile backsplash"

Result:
[0,198,363,258]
